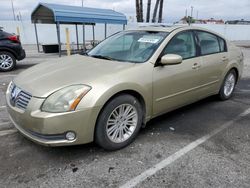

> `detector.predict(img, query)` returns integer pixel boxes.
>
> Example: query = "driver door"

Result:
[153,31,202,116]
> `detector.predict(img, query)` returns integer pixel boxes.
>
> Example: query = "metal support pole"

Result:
[104,23,107,39]
[191,6,194,18]
[56,22,61,57]
[65,28,71,56]
[16,27,20,36]
[11,0,16,21]
[123,24,126,30]
[82,24,85,51]
[92,24,95,46]
[16,26,21,43]
[34,23,40,53]
[189,6,194,26]
[75,24,79,50]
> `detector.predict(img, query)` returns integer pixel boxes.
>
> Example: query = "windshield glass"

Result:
[88,31,169,63]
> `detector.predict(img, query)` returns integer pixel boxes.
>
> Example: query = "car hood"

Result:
[13,55,136,97]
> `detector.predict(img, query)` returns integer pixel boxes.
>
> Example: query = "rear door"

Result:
[153,30,202,116]
[195,31,228,96]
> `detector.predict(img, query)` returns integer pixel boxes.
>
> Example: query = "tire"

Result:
[95,94,143,151]
[0,51,16,72]
[218,69,237,100]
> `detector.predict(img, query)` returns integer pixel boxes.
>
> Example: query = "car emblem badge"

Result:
[10,86,21,106]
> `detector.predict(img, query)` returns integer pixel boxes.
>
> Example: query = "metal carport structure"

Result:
[31,3,127,56]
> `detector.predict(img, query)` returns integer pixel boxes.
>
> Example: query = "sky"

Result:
[0,0,250,23]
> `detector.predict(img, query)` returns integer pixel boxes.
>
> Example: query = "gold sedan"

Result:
[6,26,244,150]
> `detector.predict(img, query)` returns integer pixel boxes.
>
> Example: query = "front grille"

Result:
[9,83,32,110]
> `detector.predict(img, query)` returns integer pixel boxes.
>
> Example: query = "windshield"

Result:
[88,31,169,63]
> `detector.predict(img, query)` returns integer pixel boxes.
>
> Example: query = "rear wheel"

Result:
[95,94,143,150]
[0,51,16,71]
[219,69,237,100]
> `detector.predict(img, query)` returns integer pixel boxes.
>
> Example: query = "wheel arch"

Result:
[221,63,241,86]
[98,88,147,122]
[0,48,18,59]
[104,89,146,123]
[230,67,239,83]
[93,89,148,141]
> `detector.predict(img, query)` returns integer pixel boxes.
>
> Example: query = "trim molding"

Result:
[156,80,219,102]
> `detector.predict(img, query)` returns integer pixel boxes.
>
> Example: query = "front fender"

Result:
[77,62,154,120]
[93,82,152,120]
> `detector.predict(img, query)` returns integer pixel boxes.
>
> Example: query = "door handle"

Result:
[192,63,200,69]
[237,55,243,61]
[222,56,228,62]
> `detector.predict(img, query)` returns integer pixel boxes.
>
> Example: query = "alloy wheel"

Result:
[106,104,138,143]
[224,72,236,97]
[0,54,13,70]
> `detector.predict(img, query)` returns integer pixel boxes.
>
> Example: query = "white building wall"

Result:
[192,24,250,41]
[0,21,123,45]
[1,21,250,44]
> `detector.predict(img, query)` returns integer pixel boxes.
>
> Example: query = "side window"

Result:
[163,31,196,59]
[197,31,220,55]
[218,37,227,52]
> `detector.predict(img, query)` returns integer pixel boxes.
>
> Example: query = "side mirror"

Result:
[160,54,182,65]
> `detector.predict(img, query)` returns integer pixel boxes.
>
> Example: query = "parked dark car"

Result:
[0,28,26,71]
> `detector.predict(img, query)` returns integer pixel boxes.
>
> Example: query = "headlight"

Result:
[41,85,91,113]
[6,81,13,94]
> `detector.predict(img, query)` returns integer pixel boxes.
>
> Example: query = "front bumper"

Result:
[6,94,101,146]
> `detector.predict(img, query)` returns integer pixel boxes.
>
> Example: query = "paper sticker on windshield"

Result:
[138,37,160,44]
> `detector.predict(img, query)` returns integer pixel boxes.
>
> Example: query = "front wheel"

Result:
[95,94,143,151]
[0,51,16,72]
[219,69,237,100]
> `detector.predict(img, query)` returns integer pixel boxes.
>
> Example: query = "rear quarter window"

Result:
[197,31,220,55]
[218,37,227,52]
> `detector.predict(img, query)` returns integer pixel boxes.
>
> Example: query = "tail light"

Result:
[7,35,20,43]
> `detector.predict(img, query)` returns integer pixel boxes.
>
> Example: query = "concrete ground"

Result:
[0,43,250,188]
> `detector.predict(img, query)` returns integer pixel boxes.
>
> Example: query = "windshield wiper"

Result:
[90,55,114,60]
[80,51,89,56]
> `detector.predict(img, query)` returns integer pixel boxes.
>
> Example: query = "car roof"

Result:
[128,25,185,32]
[127,25,226,40]
[128,25,210,33]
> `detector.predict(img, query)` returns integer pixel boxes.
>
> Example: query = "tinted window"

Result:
[163,31,196,59]
[197,31,220,55]
[218,37,227,52]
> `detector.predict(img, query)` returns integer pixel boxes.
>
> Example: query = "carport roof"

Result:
[31,3,127,25]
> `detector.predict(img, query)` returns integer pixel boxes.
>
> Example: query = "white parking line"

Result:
[235,89,250,93]
[120,107,250,188]
[0,74,17,78]
[0,122,11,127]
[0,129,17,137]
[0,106,6,109]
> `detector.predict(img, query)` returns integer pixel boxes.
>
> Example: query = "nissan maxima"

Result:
[6,26,244,150]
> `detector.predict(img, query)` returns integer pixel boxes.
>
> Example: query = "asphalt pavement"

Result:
[0,44,250,188]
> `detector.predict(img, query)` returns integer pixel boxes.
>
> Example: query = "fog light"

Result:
[65,131,76,141]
